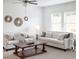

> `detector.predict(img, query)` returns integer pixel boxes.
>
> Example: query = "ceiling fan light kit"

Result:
[21,0,38,21]
[24,16,28,21]
[14,0,38,21]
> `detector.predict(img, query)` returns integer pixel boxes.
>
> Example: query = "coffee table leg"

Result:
[14,46,18,55]
[42,44,47,52]
[21,48,25,59]
[35,45,37,53]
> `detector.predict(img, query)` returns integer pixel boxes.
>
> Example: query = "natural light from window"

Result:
[51,13,62,31]
[64,12,76,33]
[51,11,76,33]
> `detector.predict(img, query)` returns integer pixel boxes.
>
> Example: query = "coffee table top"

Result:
[14,40,46,48]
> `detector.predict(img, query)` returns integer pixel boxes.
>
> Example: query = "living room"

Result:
[3,0,76,59]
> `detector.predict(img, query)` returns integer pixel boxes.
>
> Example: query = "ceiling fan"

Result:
[14,0,38,21]
[15,0,38,6]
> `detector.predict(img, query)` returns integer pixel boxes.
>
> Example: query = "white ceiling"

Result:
[4,0,76,7]
[38,0,76,7]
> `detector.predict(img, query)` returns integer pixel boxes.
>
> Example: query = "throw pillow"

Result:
[27,35,30,38]
[4,34,13,41]
[20,33,24,36]
[64,33,70,38]
[41,32,46,37]
[59,34,65,40]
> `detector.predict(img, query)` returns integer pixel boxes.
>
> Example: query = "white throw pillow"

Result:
[4,33,13,41]
[58,34,65,40]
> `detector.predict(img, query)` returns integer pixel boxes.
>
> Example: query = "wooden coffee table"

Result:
[13,41,47,59]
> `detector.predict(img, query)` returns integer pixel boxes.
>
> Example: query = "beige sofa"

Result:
[38,31,73,50]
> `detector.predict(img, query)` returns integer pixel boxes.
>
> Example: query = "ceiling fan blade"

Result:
[28,1,36,2]
[13,2,23,4]
[27,1,38,5]
[27,0,36,2]
[29,2,38,5]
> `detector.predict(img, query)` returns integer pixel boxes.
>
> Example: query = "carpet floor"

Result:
[3,46,76,59]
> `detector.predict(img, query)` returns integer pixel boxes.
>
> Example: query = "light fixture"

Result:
[4,16,12,22]
[24,3,28,21]
[14,17,23,27]
[24,16,28,21]
[14,0,38,21]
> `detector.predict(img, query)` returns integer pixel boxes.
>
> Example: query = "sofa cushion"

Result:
[4,33,13,41]
[49,38,64,45]
[51,33,59,39]
[39,37,64,45]
[45,32,52,38]
[39,37,52,40]
[41,32,46,37]
[51,32,69,40]
[14,33,26,40]
[59,33,70,40]
[58,34,65,40]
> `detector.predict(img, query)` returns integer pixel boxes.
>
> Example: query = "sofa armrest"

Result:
[3,38,9,48]
[64,38,73,49]
[64,38,70,49]
[38,35,41,39]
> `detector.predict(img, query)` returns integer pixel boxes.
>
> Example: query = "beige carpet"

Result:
[3,46,76,59]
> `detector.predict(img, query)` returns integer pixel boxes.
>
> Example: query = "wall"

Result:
[41,1,76,31]
[3,2,42,35]
[3,1,76,34]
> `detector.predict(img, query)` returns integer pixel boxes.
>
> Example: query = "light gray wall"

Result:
[42,1,76,31]
[3,2,42,35]
[3,1,76,34]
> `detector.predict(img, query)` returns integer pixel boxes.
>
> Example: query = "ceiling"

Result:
[4,0,76,7]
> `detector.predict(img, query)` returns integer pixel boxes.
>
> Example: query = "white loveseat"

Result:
[3,32,35,51]
[38,31,73,50]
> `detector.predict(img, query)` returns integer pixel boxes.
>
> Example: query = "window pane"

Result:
[51,13,62,31]
[51,13,62,23]
[64,11,76,33]
[65,24,76,33]
[64,14,76,24]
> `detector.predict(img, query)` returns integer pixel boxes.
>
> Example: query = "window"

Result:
[64,12,76,33]
[51,13,62,31]
[51,11,76,33]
